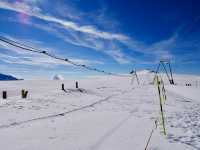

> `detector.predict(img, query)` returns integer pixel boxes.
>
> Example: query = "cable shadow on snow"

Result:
[62,88,103,97]
[0,94,117,130]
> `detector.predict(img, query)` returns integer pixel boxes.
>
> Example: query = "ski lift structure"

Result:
[155,60,175,85]
[130,70,140,85]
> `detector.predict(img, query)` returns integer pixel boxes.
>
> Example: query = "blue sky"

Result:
[0,0,200,79]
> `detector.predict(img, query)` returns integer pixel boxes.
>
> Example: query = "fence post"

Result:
[21,89,28,99]
[2,91,7,99]
[25,91,28,98]
[76,81,79,89]
[62,83,65,90]
[22,90,24,98]
[156,76,166,135]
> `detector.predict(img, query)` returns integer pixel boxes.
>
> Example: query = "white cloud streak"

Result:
[0,0,134,64]
[0,0,128,41]
[0,38,104,67]
[0,0,179,65]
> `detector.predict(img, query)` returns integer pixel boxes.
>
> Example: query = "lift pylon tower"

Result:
[130,70,140,85]
[155,60,175,85]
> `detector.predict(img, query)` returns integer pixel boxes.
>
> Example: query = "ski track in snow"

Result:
[0,95,113,129]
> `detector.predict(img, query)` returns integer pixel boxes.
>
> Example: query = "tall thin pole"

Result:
[135,70,140,85]
[161,62,171,83]
[168,62,174,84]
[131,74,135,85]
[156,63,161,74]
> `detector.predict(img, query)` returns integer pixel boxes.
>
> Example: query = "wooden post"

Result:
[62,83,65,91]
[22,90,25,98]
[22,90,28,99]
[76,81,79,89]
[24,91,28,98]
[2,91,7,99]
[22,90,24,97]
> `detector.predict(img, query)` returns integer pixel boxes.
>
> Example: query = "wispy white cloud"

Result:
[0,0,41,14]
[6,17,132,64]
[0,53,103,67]
[0,0,180,65]
[146,34,177,61]
[0,0,135,64]
[4,15,177,64]
[106,50,131,64]
[0,37,104,67]
[0,0,128,41]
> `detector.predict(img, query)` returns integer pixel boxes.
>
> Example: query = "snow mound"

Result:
[53,74,64,80]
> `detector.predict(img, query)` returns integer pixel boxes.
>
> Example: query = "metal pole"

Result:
[155,63,161,74]
[135,71,140,85]
[161,62,171,84]
[168,62,174,84]
[131,74,135,85]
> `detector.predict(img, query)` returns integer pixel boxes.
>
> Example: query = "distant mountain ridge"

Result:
[0,73,19,81]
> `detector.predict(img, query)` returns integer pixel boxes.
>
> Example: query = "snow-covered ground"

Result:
[0,72,199,150]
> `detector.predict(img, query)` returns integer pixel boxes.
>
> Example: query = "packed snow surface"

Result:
[0,73,200,150]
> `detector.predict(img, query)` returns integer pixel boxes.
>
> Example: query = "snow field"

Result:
[0,74,199,150]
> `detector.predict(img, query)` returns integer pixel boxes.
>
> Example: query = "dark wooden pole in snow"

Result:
[21,89,28,99]
[62,83,65,90]
[76,81,79,89]
[2,91,7,99]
